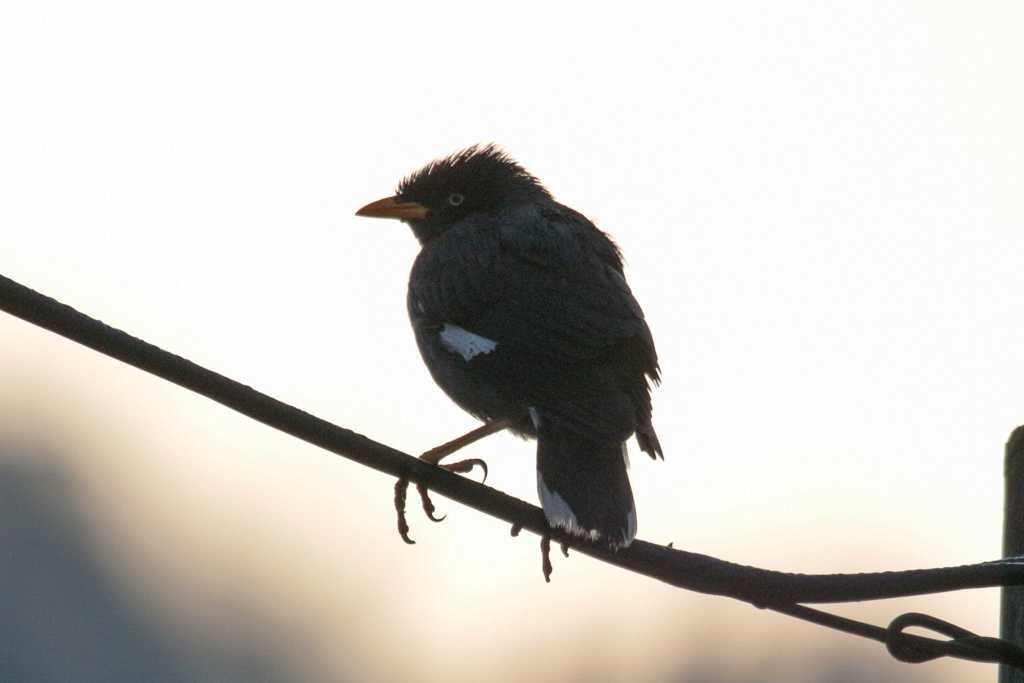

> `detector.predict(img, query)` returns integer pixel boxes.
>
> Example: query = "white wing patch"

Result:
[439,323,498,362]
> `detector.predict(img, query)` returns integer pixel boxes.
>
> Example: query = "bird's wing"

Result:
[410,203,658,441]
[413,204,654,361]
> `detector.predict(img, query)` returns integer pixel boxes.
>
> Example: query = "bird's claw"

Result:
[416,482,446,522]
[394,477,416,545]
[513,525,563,581]
[393,452,491,543]
[413,457,488,524]
[541,533,554,583]
[443,457,488,484]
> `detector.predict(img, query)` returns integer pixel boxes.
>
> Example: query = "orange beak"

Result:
[355,196,430,220]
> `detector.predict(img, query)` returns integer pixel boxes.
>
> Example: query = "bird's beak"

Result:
[355,196,430,220]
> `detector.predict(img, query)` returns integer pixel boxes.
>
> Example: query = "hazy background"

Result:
[2,2,1022,681]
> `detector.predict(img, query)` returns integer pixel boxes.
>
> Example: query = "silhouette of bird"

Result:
[357,145,661,548]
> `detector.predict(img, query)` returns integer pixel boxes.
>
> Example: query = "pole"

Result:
[1000,426,1024,683]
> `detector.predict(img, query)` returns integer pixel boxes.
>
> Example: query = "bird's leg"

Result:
[422,417,516,470]
[416,417,518,521]
[395,416,519,544]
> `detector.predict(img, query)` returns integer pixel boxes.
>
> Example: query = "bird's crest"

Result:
[396,144,551,201]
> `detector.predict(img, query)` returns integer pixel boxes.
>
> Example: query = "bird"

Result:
[356,145,661,549]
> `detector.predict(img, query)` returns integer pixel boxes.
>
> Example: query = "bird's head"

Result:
[356,144,551,244]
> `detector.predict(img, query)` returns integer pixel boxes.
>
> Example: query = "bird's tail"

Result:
[536,422,637,549]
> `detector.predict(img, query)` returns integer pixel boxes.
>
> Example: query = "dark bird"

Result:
[356,145,661,549]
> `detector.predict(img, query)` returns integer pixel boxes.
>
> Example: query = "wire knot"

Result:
[886,612,1024,669]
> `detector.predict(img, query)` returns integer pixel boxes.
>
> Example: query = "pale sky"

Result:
[2,2,1023,681]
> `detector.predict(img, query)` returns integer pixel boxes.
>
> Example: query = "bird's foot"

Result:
[414,457,488,522]
[509,524,567,581]
[538,535,572,582]
[393,451,489,544]
[392,418,519,545]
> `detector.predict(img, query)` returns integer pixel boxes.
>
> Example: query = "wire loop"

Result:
[886,612,1024,668]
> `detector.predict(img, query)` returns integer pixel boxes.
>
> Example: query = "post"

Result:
[1001,426,1024,683]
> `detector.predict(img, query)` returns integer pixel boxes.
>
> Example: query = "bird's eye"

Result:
[447,193,465,206]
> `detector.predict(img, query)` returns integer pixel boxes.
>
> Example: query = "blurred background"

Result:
[2,2,1022,681]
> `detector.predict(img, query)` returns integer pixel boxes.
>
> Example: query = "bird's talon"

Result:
[510,523,522,537]
[394,477,416,545]
[541,534,553,583]
[398,521,416,544]
[416,483,447,523]
[394,435,496,542]
[441,457,489,483]
[424,510,446,523]
[561,542,570,558]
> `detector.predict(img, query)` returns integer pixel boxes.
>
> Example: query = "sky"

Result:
[2,2,1023,681]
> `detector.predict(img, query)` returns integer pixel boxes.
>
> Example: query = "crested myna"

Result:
[357,145,662,549]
